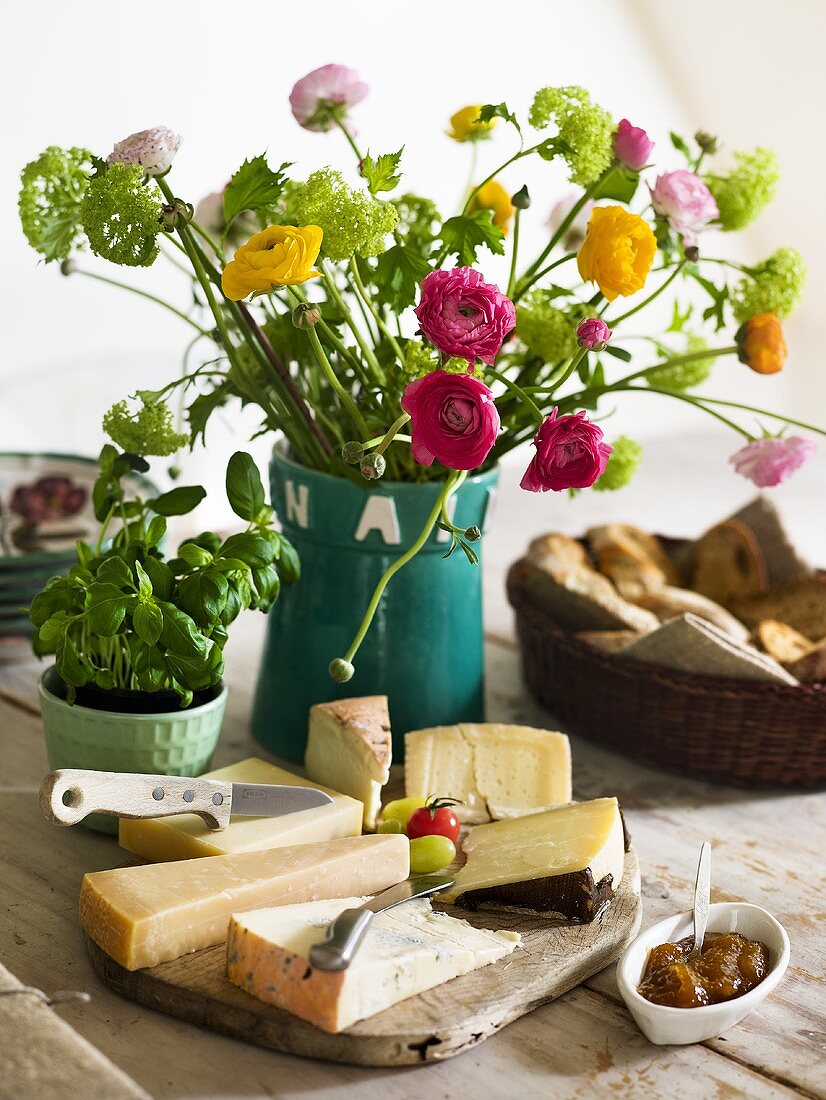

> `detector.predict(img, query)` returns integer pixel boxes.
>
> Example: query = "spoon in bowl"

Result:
[693,841,712,956]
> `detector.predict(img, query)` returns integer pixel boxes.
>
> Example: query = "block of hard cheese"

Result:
[80,834,409,971]
[227,896,520,1033]
[442,797,625,922]
[404,723,572,824]
[119,757,362,862]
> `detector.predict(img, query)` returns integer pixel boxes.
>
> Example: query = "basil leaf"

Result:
[96,556,134,588]
[177,571,229,628]
[143,556,174,601]
[276,538,301,583]
[225,451,266,522]
[55,633,89,687]
[133,601,163,646]
[251,565,281,611]
[150,485,206,516]
[178,543,213,568]
[85,582,130,636]
[217,532,272,568]
[145,514,167,548]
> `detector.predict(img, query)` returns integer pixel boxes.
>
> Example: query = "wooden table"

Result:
[2,435,825,1098]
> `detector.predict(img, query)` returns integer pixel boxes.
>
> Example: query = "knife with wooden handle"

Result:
[39,769,333,830]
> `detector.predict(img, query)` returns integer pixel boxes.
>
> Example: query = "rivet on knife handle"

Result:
[39,769,232,830]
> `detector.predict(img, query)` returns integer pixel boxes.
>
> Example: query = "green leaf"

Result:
[177,570,229,628]
[38,611,73,646]
[251,565,281,612]
[477,102,521,134]
[217,532,273,568]
[439,212,505,265]
[150,485,206,517]
[670,131,691,158]
[178,542,213,568]
[85,582,130,636]
[135,560,153,598]
[143,556,174,600]
[187,384,232,445]
[223,154,290,227]
[225,451,265,522]
[667,300,693,334]
[593,165,639,204]
[275,538,301,584]
[536,137,572,162]
[133,601,163,645]
[165,644,223,692]
[92,475,113,523]
[360,148,403,196]
[55,633,89,687]
[374,244,431,312]
[145,514,167,548]
[127,635,168,692]
[604,345,633,363]
[577,351,591,385]
[96,556,134,588]
[29,584,78,628]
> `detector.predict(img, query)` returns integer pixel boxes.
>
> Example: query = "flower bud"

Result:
[464,525,481,542]
[341,441,365,465]
[60,258,77,277]
[329,657,355,683]
[360,452,386,480]
[159,198,193,232]
[576,317,612,352]
[684,244,700,262]
[292,302,322,329]
[695,130,719,155]
[511,185,531,210]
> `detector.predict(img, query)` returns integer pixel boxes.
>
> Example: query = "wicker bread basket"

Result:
[507,562,826,788]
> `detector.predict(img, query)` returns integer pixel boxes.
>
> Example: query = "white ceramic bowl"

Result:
[617,902,790,1045]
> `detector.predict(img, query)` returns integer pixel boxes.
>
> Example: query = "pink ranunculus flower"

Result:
[289,64,369,132]
[547,191,594,251]
[414,267,515,369]
[576,317,612,351]
[520,408,612,493]
[649,169,719,243]
[401,370,500,470]
[107,127,182,176]
[730,436,816,488]
[613,119,654,171]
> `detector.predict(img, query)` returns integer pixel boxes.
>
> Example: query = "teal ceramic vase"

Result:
[251,450,499,762]
[39,668,227,834]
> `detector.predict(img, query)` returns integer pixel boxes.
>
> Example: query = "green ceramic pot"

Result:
[251,450,499,762]
[39,667,228,834]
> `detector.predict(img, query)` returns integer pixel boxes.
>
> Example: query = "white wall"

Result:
[2,0,822,523]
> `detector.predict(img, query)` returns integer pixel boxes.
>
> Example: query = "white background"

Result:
[3,0,824,525]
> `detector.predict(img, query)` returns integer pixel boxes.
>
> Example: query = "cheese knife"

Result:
[309,873,455,972]
[39,768,333,831]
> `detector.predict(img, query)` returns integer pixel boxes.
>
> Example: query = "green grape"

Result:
[409,835,456,875]
[381,796,427,829]
[377,818,403,834]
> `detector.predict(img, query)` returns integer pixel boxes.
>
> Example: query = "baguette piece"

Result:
[576,630,641,654]
[512,559,659,633]
[754,619,813,664]
[786,642,826,684]
[526,532,591,573]
[690,520,767,607]
[731,577,826,640]
[587,524,680,595]
[633,586,750,642]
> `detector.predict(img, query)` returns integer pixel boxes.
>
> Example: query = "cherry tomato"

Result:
[406,797,462,844]
[380,796,427,830]
[409,834,456,875]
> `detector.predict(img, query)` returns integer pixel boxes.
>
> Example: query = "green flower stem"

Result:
[603,345,739,390]
[338,470,467,669]
[372,413,411,455]
[363,432,412,449]
[304,322,370,438]
[607,262,686,326]
[549,347,588,397]
[321,261,385,383]
[461,145,539,218]
[512,252,577,303]
[349,258,406,366]
[506,208,522,299]
[518,177,602,289]
[487,368,544,424]
[189,218,225,263]
[290,284,374,392]
[678,395,826,439]
[603,385,753,437]
[69,266,209,335]
[332,111,365,164]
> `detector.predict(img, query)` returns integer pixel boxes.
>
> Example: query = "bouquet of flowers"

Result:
[19,63,820,680]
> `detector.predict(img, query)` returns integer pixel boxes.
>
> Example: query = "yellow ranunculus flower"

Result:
[469,179,514,233]
[576,207,657,302]
[446,105,496,143]
[221,225,323,301]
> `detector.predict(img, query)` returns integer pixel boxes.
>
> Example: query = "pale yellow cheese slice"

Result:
[119,758,363,862]
[404,724,572,823]
[227,896,520,1033]
[80,834,409,971]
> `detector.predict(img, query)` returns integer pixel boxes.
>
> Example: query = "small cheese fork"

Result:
[693,841,712,955]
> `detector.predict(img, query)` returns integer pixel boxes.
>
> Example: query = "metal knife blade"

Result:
[230,782,333,817]
[308,874,455,972]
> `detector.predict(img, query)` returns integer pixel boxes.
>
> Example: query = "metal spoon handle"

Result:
[693,841,712,954]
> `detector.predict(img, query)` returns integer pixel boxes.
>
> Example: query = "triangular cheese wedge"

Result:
[305,696,392,829]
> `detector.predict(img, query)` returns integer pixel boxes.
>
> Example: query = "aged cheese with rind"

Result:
[404,723,572,823]
[442,797,625,922]
[119,757,363,862]
[226,896,520,1033]
[80,834,409,971]
[305,696,392,830]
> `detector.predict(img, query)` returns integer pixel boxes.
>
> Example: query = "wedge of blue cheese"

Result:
[441,797,626,922]
[404,723,572,824]
[227,897,520,1033]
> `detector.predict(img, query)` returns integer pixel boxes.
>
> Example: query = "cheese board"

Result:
[84,850,641,1067]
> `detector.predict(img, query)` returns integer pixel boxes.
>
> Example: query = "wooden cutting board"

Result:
[84,849,641,1067]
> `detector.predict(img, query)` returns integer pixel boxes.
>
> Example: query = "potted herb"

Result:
[31,445,298,832]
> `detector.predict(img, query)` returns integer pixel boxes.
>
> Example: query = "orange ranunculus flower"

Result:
[221,225,323,301]
[469,179,514,233]
[446,105,496,142]
[576,206,657,302]
[736,312,787,375]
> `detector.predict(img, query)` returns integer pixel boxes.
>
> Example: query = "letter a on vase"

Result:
[354,496,401,545]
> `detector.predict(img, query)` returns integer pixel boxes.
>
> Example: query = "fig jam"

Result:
[638,931,769,1008]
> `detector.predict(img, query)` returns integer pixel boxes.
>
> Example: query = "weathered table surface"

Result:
[2,436,825,1099]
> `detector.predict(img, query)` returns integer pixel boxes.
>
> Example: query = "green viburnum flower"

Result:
[528,86,614,185]
[287,169,399,261]
[516,292,595,363]
[731,247,806,323]
[80,163,162,267]
[402,340,441,377]
[593,435,642,492]
[392,193,441,249]
[103,399,188,456]
[705,148,779,231]
[19,146,94,262]
[645,334,717,391]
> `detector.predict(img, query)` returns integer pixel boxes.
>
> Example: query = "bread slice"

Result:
[526,532,590,573]
[731,577,826,641]
[512,559,659,633]
[690,520,767,607]
[754,619,813,664]
[729,496,811,586]
[576,630,641,653]
[786,641,826,683]
[305,696,392,830]
[634,586,750,642]
[587,525,681,590]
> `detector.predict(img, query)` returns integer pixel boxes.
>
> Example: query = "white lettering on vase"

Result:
[354,496,401,544]
[285,481,310,528]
